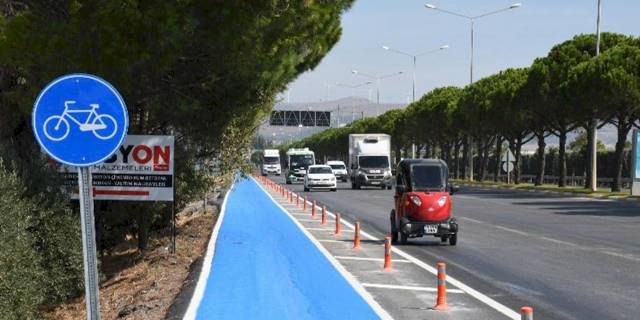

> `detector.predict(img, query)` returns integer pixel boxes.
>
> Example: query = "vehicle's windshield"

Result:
[359,156,389,168]
[411,165,445,191]
[309,167,333,174]
[263,156,279,164]
[290,155,314,168]
[329,164,346,170]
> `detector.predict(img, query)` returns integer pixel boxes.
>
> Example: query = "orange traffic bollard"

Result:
[311,200,316,217]
[353,221,361,249]
[383,236,392,271]
[296,193,300,207]
[521,307,533,320]
[433,262,449,311]
[321,206,327,225]
[303,196,307,211]
[334,213,341,235]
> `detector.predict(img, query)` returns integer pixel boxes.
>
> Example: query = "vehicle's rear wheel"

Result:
[286,180,292,185]
[440,237,447,243]
[304,187,309,192]
[331,188,337,192]
[380,185,386,190]
[449,234,457,246]
[386,185,392,190]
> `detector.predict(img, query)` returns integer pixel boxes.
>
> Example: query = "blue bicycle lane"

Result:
[186,177,381,320]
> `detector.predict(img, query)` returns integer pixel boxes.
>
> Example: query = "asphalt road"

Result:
[272,176,640,320]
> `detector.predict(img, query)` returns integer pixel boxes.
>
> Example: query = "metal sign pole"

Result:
[78,167,101,320]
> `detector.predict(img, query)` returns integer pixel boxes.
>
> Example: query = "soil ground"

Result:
[44,200,218,320]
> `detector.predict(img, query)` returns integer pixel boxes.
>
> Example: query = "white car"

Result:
[326,160,348,182]
[304,165,337,192]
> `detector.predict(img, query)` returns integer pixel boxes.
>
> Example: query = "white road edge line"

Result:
[294,192,521,320]
[334,256,412,263]
[182,181,233,320]
[362,283,465,294]
[318,239,344,243]
[255,178,393,320]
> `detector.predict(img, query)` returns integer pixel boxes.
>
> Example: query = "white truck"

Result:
[349,134,393,189]
[285,148,315,184]
[261,149,281,176]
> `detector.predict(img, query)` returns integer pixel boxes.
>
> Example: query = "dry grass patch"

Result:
[44,204,217,320]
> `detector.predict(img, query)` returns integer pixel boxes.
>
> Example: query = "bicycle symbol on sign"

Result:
[43,101,118,141]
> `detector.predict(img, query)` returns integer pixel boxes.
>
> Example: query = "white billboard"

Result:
[57,135,174,201]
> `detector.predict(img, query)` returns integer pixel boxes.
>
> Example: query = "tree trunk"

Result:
[454,141,461,179]
[482,145,490,181]
[535,130,546,186]
[462,138,469,180]
[514,136,523,185]
[443,143,452,166]
[584,124,594,189]
[476,139,484,181]
[612,120,631,192]
[467,135,474,181]
[494,137,502,182]
[558,130,567,187]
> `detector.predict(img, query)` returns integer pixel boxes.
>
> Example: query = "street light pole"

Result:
[336,81,373,121]
[352,70,404,116]
[382,44,448,103]
[425,2,521,181]
[382,44,448,158]
[590,0,602,192]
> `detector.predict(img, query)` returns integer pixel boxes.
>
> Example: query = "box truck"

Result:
[261,149,281,176]
[349,134,392,189]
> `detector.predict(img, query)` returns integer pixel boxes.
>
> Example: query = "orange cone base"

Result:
[432,303,449,311]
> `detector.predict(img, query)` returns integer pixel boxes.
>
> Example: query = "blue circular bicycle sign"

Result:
[32,74,128,167]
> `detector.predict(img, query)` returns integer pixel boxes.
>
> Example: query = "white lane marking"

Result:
[316,202,520,320]
[601,250,640,262]
[495,225,530,237]
[334,256,412,263]
[319,239,344,243]
[362,283,465,294]
[297,218,318,222]
[306,227,333,231]
[460,215,640,262]
[459,217,485,224]
[183,181,233,320]
[255,178,393,320]
[539,237,578,247]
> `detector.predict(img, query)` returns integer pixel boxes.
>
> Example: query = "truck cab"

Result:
[261,149,281,176]
[285,148,315,184]
[349,134,393,190]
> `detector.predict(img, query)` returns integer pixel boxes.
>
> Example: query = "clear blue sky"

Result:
[284,0,640,104]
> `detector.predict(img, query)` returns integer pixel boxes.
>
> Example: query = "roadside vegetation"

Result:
[287,32,640,193]
[0,1,354,318]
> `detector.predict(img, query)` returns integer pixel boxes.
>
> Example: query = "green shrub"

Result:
[0,157,84,318]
